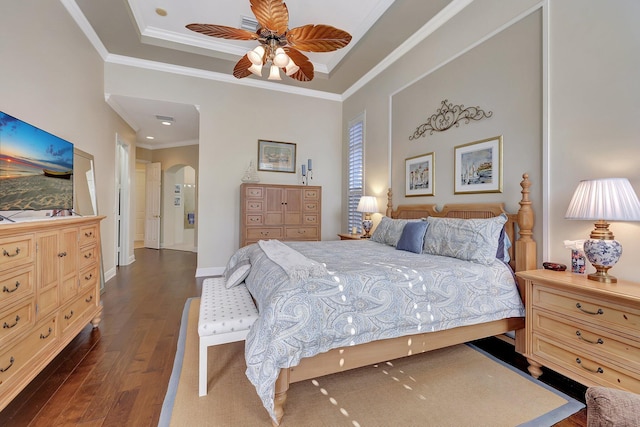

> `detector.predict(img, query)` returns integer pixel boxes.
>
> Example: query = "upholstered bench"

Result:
[198,277,258,396]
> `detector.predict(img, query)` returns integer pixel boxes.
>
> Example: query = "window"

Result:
[347,113,364,233]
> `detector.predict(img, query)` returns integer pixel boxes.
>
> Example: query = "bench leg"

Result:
[199,338,208,396]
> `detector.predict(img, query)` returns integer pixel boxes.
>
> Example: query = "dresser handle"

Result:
[2,281,20,293]
[0,357,15,373]
[86,295,93,303]
[576,303,603,315]
[84,231,93,237]
[298,230,306,234]
[576,330,604,345]
[58,251,67,258]
[575,358,604,374]
[84,253,93,259]
[64,310,74,320]
[2,247,21,258]
[260,231,269,236]
[40,327,53,339]
[85,273,93,281]
[3,315,20,329]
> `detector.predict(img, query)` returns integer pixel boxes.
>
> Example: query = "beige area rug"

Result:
[160,298,583,427]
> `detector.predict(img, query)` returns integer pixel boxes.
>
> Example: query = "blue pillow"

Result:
[396,221,429,254]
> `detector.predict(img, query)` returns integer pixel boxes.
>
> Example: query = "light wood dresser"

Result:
[516,269,640,393]
[0,216,104,411]
[240,183,321,247]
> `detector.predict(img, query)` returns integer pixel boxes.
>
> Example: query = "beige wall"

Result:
[0,0,136,282]
[344,0,640,282]
[104,64,343,275]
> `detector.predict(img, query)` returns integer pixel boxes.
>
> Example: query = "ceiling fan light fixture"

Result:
[248,63,263,76]
[247,46,265,66]
[273,48,289,68]
[284,58,299,76]
[268,65,282,80]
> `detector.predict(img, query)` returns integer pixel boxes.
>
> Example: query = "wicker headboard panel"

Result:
[385,174,536,273]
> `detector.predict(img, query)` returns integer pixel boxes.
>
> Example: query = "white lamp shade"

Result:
[565,178,640,221]
[267,65,282,80]
[357,196,378,214]
[247,46,265,66]
[273,48,289,68]
[248,63,262,76]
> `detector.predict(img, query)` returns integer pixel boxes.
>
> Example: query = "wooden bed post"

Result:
[386,188,393,217]
[515,173,536,273]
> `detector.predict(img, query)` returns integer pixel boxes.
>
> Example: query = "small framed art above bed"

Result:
[225,173,536,425]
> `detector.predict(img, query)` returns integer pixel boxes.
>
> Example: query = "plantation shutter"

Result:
[348,114,364,233]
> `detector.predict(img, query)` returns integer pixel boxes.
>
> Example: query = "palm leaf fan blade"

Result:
[250,0,289,34]
[287,24,352,52]
[233,55,253,79]
[284,47,313,81]
[186,24,258,41]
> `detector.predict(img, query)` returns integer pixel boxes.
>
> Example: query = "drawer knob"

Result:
[576,303,603,316]
[0,356,15,373]
[575,357,604,374]
[2,247,21,258]
[64,310,74,320]
[576,330,604,345]
[84,253,93,259]
[2,281,21,293]
[40,327,53,340]
[2,315,20,329]
[84,231,93,237]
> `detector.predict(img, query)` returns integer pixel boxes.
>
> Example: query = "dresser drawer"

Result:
[533,309,640,368]
[0,301,35,346]
[78,225,99,247]
[245,200,263,211]
[303,214,318,225]
[533,285,640,337]
[244,187,264,199]
[0,234,34,270]
[303,189,320,200]
[246,228,283,240]
[0,265,34,307]
[532,334,640,393]
[0,315,58,391]
[303,202,319,212]
[60,288,97,335]
[284,226,318,240]
[78,245,98,271]
[245,215,263,226]
[79,265,99,290]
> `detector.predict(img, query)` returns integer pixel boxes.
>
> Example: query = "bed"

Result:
[227,174,536,425]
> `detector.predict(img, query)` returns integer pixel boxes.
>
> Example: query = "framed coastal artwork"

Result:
[405,152,434,196]
[454,135,502,194]
[257,140,296,173]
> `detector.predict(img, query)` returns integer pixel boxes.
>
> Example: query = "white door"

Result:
[144,162,161,249]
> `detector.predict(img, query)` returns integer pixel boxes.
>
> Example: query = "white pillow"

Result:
[423,214,507,265]
[224,259,250,288]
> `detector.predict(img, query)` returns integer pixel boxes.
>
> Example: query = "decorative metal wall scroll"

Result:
[409,99,493,140]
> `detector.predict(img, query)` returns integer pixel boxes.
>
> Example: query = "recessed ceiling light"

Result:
[146,136,155,140]
[156,8,167,17]
[161,121,172,126]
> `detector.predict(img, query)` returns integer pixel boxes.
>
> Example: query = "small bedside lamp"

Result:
[357,196,379,238]
[565,178,640,283]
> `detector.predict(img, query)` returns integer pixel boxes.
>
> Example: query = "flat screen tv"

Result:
[0,111,74,212]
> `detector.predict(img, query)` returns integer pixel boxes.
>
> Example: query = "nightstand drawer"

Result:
[533,310,640,368]
[533,285,640,336]
[532,334,640,393]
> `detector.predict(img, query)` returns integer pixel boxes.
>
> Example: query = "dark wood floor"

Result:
[0,248,587,426]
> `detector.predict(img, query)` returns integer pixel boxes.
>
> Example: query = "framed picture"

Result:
[174,195,182,207]
[257,140,296,173]
[174,184,181,194]
[405,152,434,196]
[454,135,503,194]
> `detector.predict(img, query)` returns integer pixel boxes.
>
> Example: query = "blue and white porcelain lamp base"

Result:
[583,220,621,283]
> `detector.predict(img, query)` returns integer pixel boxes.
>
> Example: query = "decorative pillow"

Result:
[496,227,512,263]
[224,258,250,288]
[396,221,429,254]
[370,216,392,244]
[370,216,423,247]
[423,214,508,265]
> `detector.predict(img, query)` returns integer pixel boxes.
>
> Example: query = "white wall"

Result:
[104,64,343,275]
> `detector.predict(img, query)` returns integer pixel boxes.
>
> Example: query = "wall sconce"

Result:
[357,196,379,238]
[565,178,640,283]
[301,159,312,185]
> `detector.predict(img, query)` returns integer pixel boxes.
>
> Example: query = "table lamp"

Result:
[357,196,378,238]
[565,178,640,283]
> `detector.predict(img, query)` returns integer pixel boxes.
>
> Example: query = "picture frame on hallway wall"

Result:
[405,152,434,197]
[454,135,503,194]
[257,140,296,173]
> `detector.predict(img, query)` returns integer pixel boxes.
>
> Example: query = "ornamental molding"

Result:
[409,99,493,141]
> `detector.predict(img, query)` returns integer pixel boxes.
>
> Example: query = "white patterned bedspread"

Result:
[239,240,525,421]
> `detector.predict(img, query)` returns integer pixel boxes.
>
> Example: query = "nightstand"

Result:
[516,269,640,394]
[337,233,365,240]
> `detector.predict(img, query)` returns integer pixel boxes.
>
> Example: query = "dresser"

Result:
[240,184,321,247]
[0,216,104,411]
[516,269,640,393]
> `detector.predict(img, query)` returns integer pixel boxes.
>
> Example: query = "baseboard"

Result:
[196,266,224,277]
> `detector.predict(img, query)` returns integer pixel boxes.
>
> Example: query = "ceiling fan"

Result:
[186,0,352,82]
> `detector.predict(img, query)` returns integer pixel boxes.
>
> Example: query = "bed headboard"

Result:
[386,173,536,273]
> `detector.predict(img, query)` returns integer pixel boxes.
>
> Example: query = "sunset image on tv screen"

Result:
[0,111,74,211]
